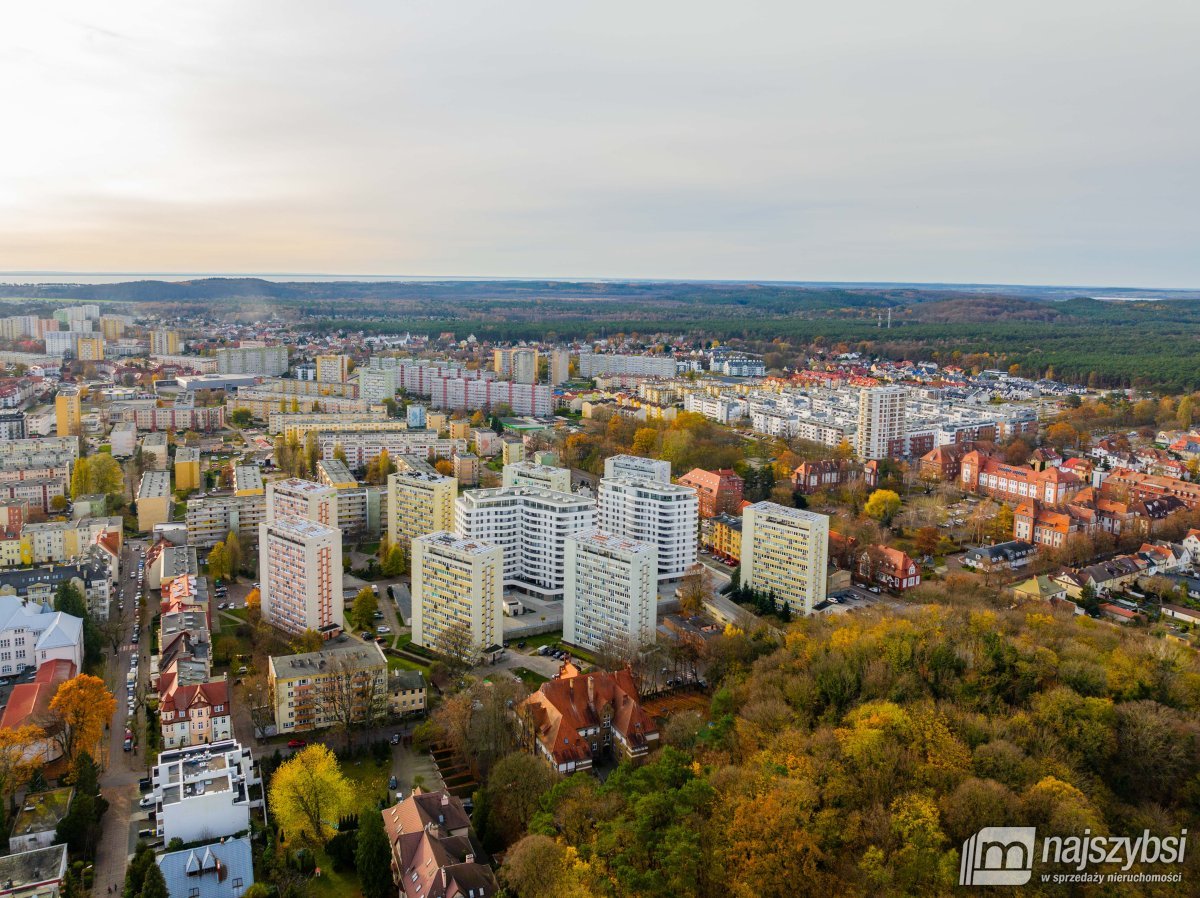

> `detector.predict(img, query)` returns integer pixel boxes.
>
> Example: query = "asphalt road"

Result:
[95,539,155,895]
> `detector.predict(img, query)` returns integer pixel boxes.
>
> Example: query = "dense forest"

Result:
[493,590,1200,898]
[6,278,1200,390]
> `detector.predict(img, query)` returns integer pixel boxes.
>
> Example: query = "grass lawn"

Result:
[510,631,564,651]
[308,849,361,898]
[342,756,392,807]
[386,654,430,675]
[223,606,249,622]
[510,666,549,688]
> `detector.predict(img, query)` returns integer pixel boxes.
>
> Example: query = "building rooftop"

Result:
[142,432,168,447]
[0,844,67,892]
[138,470,172,499]
[460,485,593,508]
[157,837,253,898]
[272,477,335,496]
[264,515,339,540]
[9,788,72,838]
[744,499,829,524]
[232,465,263,493]
[416,530,500,556]
[569,527,654,556]
[270,640,385,679]
[175,447,201,463]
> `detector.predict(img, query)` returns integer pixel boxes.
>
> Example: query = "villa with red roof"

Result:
[517,660,658,773]
[676,467,744,518]
[382,789,497,898]
[159,679,232,750]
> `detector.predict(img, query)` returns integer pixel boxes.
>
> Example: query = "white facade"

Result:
[0,597,84,675]
[578,353,676,379]
[259,516,343,636]
[740,501,829,615]
[411,531,503,654]
[564,529,656,653]
[216,345,288,376]
[597,477,698,581]
[150,740,260,843]
[501,461,572,492]
[265,478,338,528]
[358,367,399,404]
[603,454,672,483]
[549,349,571,386]
[454,487,595,597]
[109,422,137,457]
[856,386,907,461]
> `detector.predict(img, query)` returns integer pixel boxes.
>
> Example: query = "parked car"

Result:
[287,739,307,749]
[139,796,153,808]
[376,626,391,634]
[138,829,153,839]
[373,611,384,619]
[123,738,133,752]
[390,733,400,745]
[388,775,398,789]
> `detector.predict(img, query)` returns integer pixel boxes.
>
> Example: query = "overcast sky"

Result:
[1,1,1197,286]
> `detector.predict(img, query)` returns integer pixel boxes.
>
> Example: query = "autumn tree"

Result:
[291,629,324,653]
[207,541,229,582]
[863,489,901,525]
[47,675,116,764]
[381,544,407,577]
[224,530,242,580]
[269,744,354,844]
[432,620,480,674]
[631,427,658,456]
[434,459,455,477]
[1045,422,1079,451]
[0,725,45,807]
[477,752,558,846]
[352,587,378,630]
[678,563,714,618]
[985,503,1015,543]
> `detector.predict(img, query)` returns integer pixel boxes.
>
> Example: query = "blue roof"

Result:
[158,837,253,898]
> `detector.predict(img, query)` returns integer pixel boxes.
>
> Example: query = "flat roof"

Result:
[138,471,171,498]
[416,530,501,556]
[270,641,384,678]
[10,789,72,836]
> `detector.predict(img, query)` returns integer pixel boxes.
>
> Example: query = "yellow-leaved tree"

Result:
[48,675,116,763]
[269,743,354,844]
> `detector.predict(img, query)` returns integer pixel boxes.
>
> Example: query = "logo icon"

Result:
[960,827,1037,886]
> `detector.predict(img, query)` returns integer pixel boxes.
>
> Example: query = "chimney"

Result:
[465,853,475,864]
[440,792,449,806]
[441,869,448,889]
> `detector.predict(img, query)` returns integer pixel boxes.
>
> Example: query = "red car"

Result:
[287,739,307,749]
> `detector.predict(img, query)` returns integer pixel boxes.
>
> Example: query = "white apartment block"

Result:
[855,386,907,461]
[578,352,677,379]
[259,516,343,637]
[564,529,657,653]
[411,531,503,655]
[597,477,698,581]
[315,430,464,469]
[603,454,672,483]
[185,495,265,548]
[549,349,570,386]
[683,393,748,425]
[0,437,79,464]
[386,470,457,552]
[109,422,137,457]
[358,366,399,404]
[216,345,289,376]
[501,461,572,492]
[455,487,595,597]
[149,740,260,843]
[740,501,829,616]
[427,377,552,417]
[266,478,338,528]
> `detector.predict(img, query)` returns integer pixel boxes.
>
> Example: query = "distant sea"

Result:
[0,272,438,285]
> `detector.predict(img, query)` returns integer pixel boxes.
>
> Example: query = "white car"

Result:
[139,796,153,808]
[376,626,391,634]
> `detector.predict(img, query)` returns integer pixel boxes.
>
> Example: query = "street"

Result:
[94,538,154,896]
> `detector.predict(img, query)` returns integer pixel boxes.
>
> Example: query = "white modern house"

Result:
[150,740,260,843]
[0,596,83,675]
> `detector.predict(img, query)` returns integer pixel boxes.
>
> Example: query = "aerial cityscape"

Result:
[2,3,1199,898]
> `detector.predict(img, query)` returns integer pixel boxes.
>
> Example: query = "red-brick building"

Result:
[677,467,744,518]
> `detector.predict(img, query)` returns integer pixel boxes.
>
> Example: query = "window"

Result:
[189,889,200,898]
[233,879,243,889]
